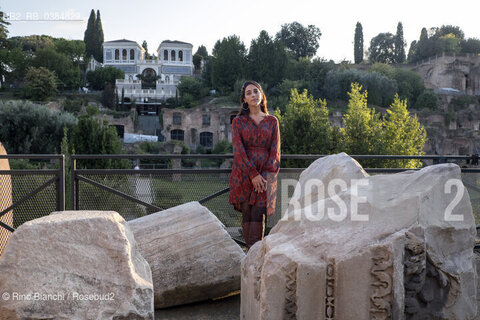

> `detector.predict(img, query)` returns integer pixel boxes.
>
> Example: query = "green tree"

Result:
[70,115,124,169]
[414,90,437,110]
[247,30,287,87]
[94,10,104,62]
[394,22,406,63]
[368,32,396,63]
[381,95,426,168]
[341,83,382,155]
[102,83,115,108]
[177,76,208,101]
[53,38,86,63]
[142,40,150,59]
[0,8,10,48]
[460,38,480,54]
[211,35,246,93]
[86,66,124,90]
[274,89,340,156]
[393,68,425,107]
[23,66,58,100]
[32,47,81,89]
[195,45,208,58]
[354,22,364,64]
[84,9,96,59]
[276,21,321,59]
[0,100,76,154]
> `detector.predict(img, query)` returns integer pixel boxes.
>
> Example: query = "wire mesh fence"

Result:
[0,155,64,256]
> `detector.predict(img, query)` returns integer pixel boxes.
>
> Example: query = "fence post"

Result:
[58,155,65,211]
[71,156,76,210]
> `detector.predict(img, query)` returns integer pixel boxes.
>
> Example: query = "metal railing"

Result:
[0,155,64,253]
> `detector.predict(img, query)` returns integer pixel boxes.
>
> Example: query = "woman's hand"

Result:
[252,175,267,193]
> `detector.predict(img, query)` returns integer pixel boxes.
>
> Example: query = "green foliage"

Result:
[247,30,288,88]
[341,84,427,168]
[7,35,55,52]
[275,21,322,59]
[63,98,83,113]
[269,79,309,114]
[414,90,437,110]
[84,10,96,59]
[341,83,383,157]
[354,22,364,64]
[323,69,362,101]
[275,89,340,163]
[368,32,396,64]
[393,68,425,107]
[86,66,124,90]
[369,63,395,78]
[101,83,116,109]
[32,47,81,90]
[394,22,406,63]
[460,38,480,54]
[360,71,397,107]
[195,45,208,58]
[53,38,86,63]
[0,9,10,48]
[70,115,125,169]
[211,35,247,94]
[408,25,465,62]
[0,100,77,153]
[381,95,426,168]
[23,66,58,100]
[177,76,209,101]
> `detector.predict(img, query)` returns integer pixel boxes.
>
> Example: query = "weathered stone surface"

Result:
[0,142,12,257]
[0,211,154,320]
[128,201,245,308]
[241,152,477,320]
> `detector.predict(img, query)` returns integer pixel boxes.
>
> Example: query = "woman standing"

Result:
[229,81,281,248]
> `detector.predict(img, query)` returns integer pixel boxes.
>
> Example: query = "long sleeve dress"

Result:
[229,114,281,216]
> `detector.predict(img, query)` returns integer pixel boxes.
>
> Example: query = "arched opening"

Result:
[122,49,127,60]
[164,50,168,61]
[115,49,120,60]
[140,68,157,89]
[179,51,183,62]
[130,49,135,60]
[171,50,176,61]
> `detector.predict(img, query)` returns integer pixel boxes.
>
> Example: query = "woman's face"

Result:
[243,84,262,108]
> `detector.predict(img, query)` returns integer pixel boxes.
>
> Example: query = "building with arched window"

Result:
[102,39,194,115]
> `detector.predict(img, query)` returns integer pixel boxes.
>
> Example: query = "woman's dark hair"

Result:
[237,80,268,116]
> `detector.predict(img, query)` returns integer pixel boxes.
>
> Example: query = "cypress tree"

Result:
[354,22,364,64]
[94,10,104,62]
[84,9,96,59]
[394,22,406,63]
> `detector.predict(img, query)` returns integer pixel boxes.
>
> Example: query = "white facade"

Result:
[103,39,194,104]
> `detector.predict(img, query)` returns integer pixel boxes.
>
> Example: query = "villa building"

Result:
[103,39,194,114]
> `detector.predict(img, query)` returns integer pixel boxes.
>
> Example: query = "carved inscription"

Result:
[325,260,335,320]
[370,246,393,320]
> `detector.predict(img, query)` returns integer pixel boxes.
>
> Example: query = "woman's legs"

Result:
[240,202,266,248]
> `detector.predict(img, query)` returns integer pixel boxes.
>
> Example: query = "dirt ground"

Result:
[154,293,240,320]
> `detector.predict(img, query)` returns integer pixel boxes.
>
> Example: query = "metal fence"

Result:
[70,154,480,244]
[0,155,64,254]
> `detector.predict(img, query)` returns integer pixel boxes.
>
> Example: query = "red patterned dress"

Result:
[229,114,281,216]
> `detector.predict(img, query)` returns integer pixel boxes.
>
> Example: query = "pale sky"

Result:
[3,0,480,63]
